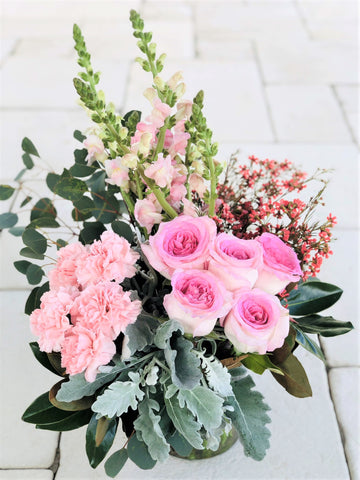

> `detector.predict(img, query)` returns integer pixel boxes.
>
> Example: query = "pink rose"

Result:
[164,269,233,336]
[135,197,163,234]
[61,325,116,382]
[48,242,88,291]
[223,289,290,355]
[208,233,263,291]
[254,233,302,295]
[141,215,217,279]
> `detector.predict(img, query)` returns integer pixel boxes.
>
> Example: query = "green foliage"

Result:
[54,170,88,201]
[178,386,224,431]
[22,228,47,255]
[105,449,128,477]
[86,414,118,468]
[133,398,170,462]
[242,353,284,376]
[286,278,343,316]
[79,221,106,244]
[26,264,44,285]
[168,431,193,457]
[91,372,144,418]
[29,342,63,376]
[74,129,86,143]
[0,185,15,200]
[295,314,354,337]
[20,196,32,208]
[46,173,61,192]
[126,314,159,355]
[0,212,18,229]
[72,196,95,221]
[271,353,312,398]
[225,368,271,461]
[9,226,25,236]
[22,153,34,169]
[24,281,49,315]
[30,198,58,227]
[291,323,325,361]
[197,352,233,397]
[21,137,40,157]
[127,434,157,470]
[92,192,119,223]
[111,220,134,243]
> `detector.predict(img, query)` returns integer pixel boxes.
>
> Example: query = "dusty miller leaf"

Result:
[197,351,233,397]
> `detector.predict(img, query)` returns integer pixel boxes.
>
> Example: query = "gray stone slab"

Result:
[0,291,59,468]
[55,350,349,479]
[0,470,53,480]
[328,368,360,480]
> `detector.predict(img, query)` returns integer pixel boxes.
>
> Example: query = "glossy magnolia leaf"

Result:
[22,392,72,425]
[133,398,170,462]
[242,353,284,376]
[86,414,118,468]
[49,381,94,412]
[168,430,193,457]
[0,212,18,229]
[26,263,44,285]
[225,368,271,461]
[292,323,325,361]
[127,434,157,470]
[287,279,343,316]
[105,448,128,477]
[22,228,47,254]
[178,386,224,431]
[126,314,159,355]
[79,221,106,245]
[22,153,34,169]
[271,353,312,398]
[91,372,144,418]
[164,392,203,450]
[0,185,15,200]
[54,171,88,201]
[111,220,134,243]
[47,352,66,376]
[29,342,62,376]
[295,315,354,337]
[22,137,40,157]
[197,352,233,398]
[36,409,93,431]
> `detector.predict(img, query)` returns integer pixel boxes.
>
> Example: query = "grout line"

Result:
[191,2,198,59]
[51,433,62,479]
[293,0,313,41]
[331,84,358,145]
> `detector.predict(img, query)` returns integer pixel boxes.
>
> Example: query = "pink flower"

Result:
[105,158,129,190]
[189,173,207,198]
[76,231,139,287]
[30,289,76,352]
[83,135,107,165]
[70,282,142,340]
[254,233,302,295]
[164,269,233,336]
[168,130,190,158]
[48,242,88,291]
[135,197,163,233]
[61,325,116,382]
[168,175,187,208]
[176,100,193,120]
[142,215,217,279]
[182,198,198,217]
[132,122,157,145]
[223,289,290,355]
[147,98,172,128]
[144,154,175,189]
[208,233,263,291]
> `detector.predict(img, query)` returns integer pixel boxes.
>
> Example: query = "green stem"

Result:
[208,155,217,217]
[120,187,135,217]
[134,170,143,200]
[152,123,167,162]
[152,187,177,218]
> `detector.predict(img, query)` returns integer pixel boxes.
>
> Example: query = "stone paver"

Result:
[0,470,53,480]
[0,291,59,468]
[328,368,360,480]
[266,86,353,142]
[335,86,360,144]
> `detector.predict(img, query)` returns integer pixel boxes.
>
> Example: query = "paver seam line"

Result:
[51,433,61,480]
[331,84,359,146]
[250,40,277,143]
[0,38,21,68]
[293,0,313,41]
[325,365,352,479]
[190,3,198,59]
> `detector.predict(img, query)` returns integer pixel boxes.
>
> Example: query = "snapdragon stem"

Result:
[208,155,217,217]
[120,187,135,217]
[138,165,177,219]
[134,170,143,200]
[152,123,167,162]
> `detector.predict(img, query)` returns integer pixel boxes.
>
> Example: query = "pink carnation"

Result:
[76,231,139,286]
[30,289,76,352]
[48,242,88,291]
[142,215,217,279]
[70,282,142,339]
[61,325,116,382]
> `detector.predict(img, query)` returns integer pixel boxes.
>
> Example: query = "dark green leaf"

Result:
[22,229,47,254]
[69,163,96,177]
[74,130,86,142]
[72,196,95,222]
[127,434,157,470]
[92,192,119,224]
[49,381,93,411]
[287,279,343,316]
[168,430,193,457]
[86,171,106,193]
[0,185,15,200]
[0,212,18,229]
[22,153,34,169]
[295,314,354,337]
[26,264,44,285]
[30,198,57,221]
[22,137,40,157]
[79,221,106,245]
[111,221,134,243]
[121,110,142,136]
[14,168,26,182]
[292,323,325,361]
[74,148,88,164]
[54,172,88,202]
[9,226,25,236]
[104,449,128,478]
[46,173,61,192]
[28,217,60,229]
[20,196,32,207]
[25,282,49,315]
[20,247,45,260]
[22,392,71,425]
[86,414,118,468]
[271,353,312,398]
[242,354,284,376]
[14,260,32,274]
[35,409,92,431]
[29,342,62,376]
[56,239,67,249]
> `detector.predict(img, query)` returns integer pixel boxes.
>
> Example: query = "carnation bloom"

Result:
[70,281,142,339]
[164,269,233,336]
[222,289,290,355]
[76,231,139,286]
[30,289,76,352]
[48,242,88,291]
[142,215,217,279]
[208,233,263,291]
[254,232,302,295]
[61,325,116,382]
[144,154,175,189]
[134,197,163,234]
[83,135,107,165]
[105,158,130,190]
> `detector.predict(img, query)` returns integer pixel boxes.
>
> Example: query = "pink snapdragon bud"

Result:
[105,158,129,190]
[134,197,163,233]
[147,98,172,129]
[144,154,175,189]
[83,135,107,165]
[189,173,207,198]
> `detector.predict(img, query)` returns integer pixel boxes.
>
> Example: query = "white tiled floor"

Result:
[0,0,358,479]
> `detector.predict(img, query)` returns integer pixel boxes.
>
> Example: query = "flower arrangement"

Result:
[0,10,354,477]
